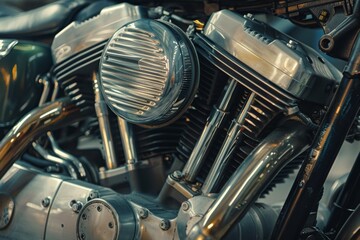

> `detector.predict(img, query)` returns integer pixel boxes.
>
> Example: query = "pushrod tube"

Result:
[182,80,239,182]
[117,117,138,169]
[0,98,88,179]
[188,119,311,240]
[271,37,360,240]
[202,92,256,194]
[93,78,118,169]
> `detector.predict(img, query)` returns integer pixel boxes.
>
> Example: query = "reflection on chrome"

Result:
[188,119,311,240]
[0,98,88,178]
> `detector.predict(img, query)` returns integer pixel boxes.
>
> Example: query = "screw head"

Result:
[139,208,149,219]
[182,201,190,211]
[160,219,170,231]
[41,197,51,208]
[87,191,99,201]
[171,171,183,181]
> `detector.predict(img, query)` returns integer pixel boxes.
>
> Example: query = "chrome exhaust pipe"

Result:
[188,119,312,240]
[0,98,89,178]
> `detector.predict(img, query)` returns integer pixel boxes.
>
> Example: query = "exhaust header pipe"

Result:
[0,98,89,178]
[188,119,312,240]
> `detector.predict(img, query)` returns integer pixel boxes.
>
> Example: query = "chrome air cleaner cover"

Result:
[99,19,199,127]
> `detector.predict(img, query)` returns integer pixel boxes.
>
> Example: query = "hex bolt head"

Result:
[171,171,183,181]
[287,40,298,49]
[139,208,149,219]
[41,197,51,208]
[160,219,170,231]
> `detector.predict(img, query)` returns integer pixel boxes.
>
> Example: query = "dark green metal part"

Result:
[0,40,52,127]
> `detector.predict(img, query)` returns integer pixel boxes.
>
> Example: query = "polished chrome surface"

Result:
[47,132,87,179]
[45,180,114,240]
[177,196,215,240]
[99,19,199,127]
[77,196,136,240]
[130,202,178,240]
[0,98,87,178]
[38,76,50,106]
[36,76,87,179]
[93,78,118,169]
[0,39,17,59]
[99,165,130,186]
[45,181,94,240]
[158,174,197,203]
[52,3,146,64]
[203,10,342,105]
[32,141,78,179]
[118,117,138,169]
[182,80,238,182]
[202,92,256,194]
[177,196,278,240]
[188,120,311,239]
[0,164,63,239]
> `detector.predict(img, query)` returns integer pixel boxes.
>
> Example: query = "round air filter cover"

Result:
[99,19,199,127]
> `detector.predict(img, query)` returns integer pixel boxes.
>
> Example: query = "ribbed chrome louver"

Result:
[99,19,199,127]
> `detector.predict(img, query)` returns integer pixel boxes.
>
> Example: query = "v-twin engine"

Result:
[0,2,350,240]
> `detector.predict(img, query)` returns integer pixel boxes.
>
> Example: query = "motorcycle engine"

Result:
[1,3,342,240]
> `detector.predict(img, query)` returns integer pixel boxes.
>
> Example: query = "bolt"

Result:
[318,10,329,23]
[87,191,98,201]
[182,201,190,211]
[71,201,83,213]
[171,171,183,181]
[159,219,171,231]
[191,182,202,193]
[299,180,305,188]
[82,213,87,220]
[41,197,51,208]
[139,208,149,219]
[245,13,254,20]
[287,40,298,50]
[163,155,172,161]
